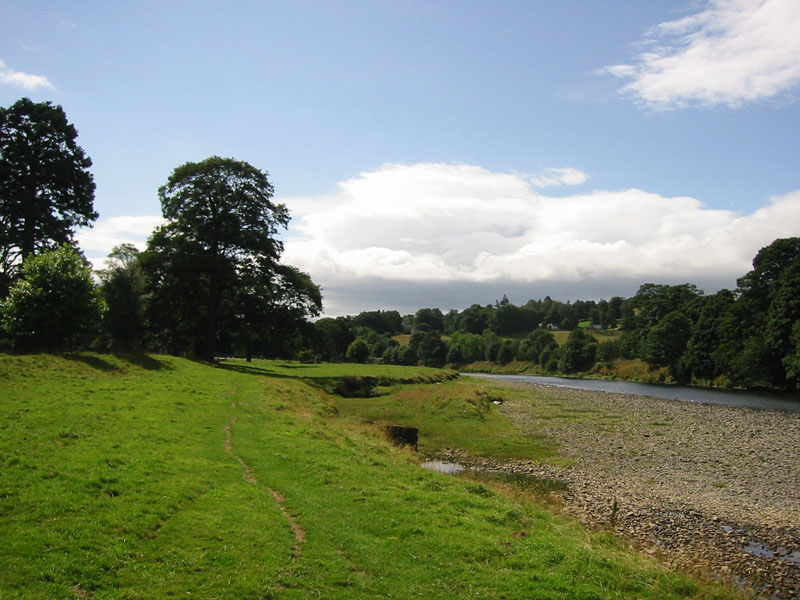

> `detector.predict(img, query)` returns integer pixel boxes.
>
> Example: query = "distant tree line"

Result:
[313,239,800,392]
[0,98,320,360]
[3,97,800,391]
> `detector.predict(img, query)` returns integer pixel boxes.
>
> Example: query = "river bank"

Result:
[442,379,800,598]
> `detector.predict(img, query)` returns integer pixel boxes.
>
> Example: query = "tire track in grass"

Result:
[224,418,305,561]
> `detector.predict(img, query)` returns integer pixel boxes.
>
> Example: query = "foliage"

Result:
[97,243,145,350]
[345,338,370,363]
[559,328,597,373]
[141,156,320,361]
[0,98,97,297]
[351,309,402,334]
[1,245,103,351]
[414,307,444,331]
[314,316,355,361]
[596,339,622,363]
[517,329,556,363]
[643,311,691,369]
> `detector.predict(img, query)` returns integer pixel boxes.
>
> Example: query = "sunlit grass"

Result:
[0,353,743,599]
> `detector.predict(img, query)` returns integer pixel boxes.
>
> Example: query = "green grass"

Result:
[0,354,742,599]
[330,378,555,461]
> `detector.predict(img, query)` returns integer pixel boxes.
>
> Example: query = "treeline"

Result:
[312,238,800,392]
[0,99,320,360]
[3,98,799,391]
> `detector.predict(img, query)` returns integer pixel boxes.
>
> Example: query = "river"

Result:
[462,372,800,412]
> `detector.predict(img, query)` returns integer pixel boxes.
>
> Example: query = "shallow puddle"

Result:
[745,542,800,567]
[420,460,467,475]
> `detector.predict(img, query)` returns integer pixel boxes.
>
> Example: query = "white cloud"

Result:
[0,59,54,91]
[76,215,165,270]
[280,162,800,314]
[528,167,589,188]
[78,166,800,316]
[601,0,800,109]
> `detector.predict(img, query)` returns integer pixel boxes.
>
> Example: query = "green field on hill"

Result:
[0,354,739,599]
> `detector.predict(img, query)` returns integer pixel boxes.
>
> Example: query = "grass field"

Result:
[0,354,741,598]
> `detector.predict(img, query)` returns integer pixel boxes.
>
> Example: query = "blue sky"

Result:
[2,0,800,315]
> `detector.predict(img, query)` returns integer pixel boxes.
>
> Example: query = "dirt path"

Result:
[471,380,800,598]
[224,418,305,561]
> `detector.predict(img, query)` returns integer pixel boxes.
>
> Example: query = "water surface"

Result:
[462,373,800,412]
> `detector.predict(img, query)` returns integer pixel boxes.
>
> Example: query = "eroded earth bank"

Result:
[444,381,800,599]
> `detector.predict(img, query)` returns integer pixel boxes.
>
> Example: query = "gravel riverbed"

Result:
[447,381,800,598]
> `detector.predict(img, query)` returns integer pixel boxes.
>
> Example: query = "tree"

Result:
[642,311,691,371]
[496,339,519,365]
[0,98,97,296]
[414,307,444,332]
[346,338,370,363]
[411,330,447,367]
[680,290,734,381]
[1,245,103,351]
[448,331,486,363]
[314,317,355,362]
[142,156,320,361]
[457,304,491,334]
[559,329,597,373]
[517,329,555,363]
[595,339,621,363]
[97,244,145,350]
[712,238,800,389]
[351,310,402,335]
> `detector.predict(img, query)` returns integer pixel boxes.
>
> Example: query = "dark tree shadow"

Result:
[114,353,171,371]
[214,361,290,378]
[63,354,120,372]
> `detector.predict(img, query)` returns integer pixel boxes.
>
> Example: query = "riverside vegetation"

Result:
[0,354,746,599]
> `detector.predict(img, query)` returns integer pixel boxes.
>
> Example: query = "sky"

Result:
[2,0,800,316]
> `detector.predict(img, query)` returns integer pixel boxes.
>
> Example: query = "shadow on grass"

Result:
[63,354,120,372]
[61,353,172,372]
[114,353,171,371]
[214,361,373,397]
[214,361,292,379]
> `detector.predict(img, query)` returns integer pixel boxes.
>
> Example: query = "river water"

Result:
[462,372,800,412]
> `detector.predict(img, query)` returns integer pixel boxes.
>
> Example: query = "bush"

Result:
[1,245,104,352]
[345,338,370,363]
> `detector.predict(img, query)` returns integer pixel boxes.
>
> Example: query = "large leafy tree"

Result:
[1,245,103,351]
[141,156,321,361]
[0,98,96,296]
[714,238,800,389]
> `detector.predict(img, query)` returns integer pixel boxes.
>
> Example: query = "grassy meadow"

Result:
[0,354,741,599]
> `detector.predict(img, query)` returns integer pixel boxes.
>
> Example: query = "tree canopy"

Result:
[142,156,321,361]
[1,245,103,351]
[0,98,96,296]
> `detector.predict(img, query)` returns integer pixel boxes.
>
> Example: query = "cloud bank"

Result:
[602,0,800,109]
[78,163,800,315]
[280,162,800,314]
[0,59,53,90]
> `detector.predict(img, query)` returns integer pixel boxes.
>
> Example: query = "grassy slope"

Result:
[0,354,739,599]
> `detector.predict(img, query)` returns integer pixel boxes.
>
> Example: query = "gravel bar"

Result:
[460,380,800,598]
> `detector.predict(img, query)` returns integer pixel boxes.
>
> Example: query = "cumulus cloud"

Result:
[76,164,800,315]
[0,59,54,90]
[528,167,589,188]
[280,162,800,314]
[601,0,800,109]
